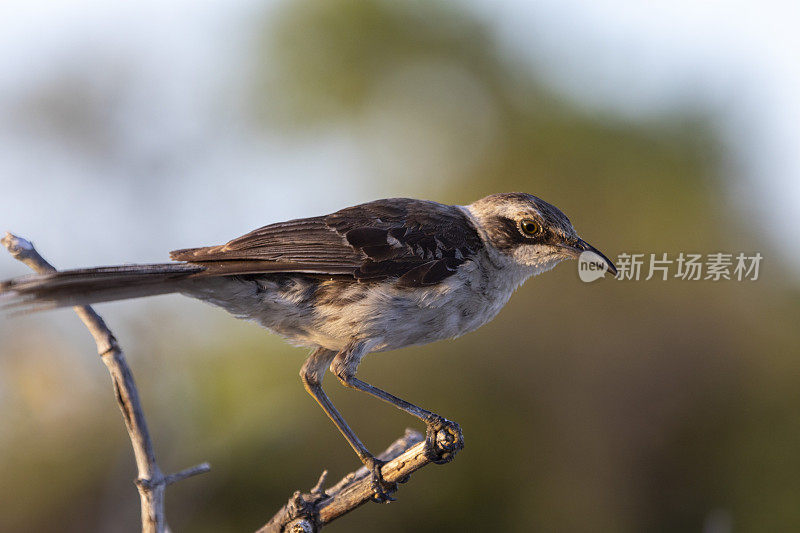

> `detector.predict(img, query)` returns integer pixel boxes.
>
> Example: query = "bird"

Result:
[1,192,616,501]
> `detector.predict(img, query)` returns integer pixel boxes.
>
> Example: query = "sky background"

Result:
[1,0,799,275]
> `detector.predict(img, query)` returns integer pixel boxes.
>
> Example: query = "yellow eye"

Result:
[520,219,540,236]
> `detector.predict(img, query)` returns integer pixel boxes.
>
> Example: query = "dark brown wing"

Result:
[327,198,482,286]
[170,198,482,286]
[170,216,361,275]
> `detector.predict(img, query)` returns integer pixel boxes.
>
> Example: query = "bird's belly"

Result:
[368,300,502,352]
[188,269,515,353]
[312,276,512,353]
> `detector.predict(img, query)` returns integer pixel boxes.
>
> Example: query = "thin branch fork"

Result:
[1,233,210,533]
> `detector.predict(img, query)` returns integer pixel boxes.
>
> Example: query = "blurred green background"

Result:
[2,1,799,532]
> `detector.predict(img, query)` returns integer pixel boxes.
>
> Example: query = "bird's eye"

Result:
[519,219,540,237]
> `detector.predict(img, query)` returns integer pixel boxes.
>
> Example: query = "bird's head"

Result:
[467,192,617,277]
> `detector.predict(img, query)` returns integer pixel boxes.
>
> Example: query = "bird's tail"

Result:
[0,263,205,312]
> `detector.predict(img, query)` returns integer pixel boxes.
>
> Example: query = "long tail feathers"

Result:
[0,263,205,312]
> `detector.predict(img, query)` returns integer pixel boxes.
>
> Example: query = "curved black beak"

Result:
[571,238,618,277]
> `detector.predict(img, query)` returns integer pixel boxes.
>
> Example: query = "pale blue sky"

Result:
[1,0,798,278]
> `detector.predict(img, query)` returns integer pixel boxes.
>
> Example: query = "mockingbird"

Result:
[1,192,616,501]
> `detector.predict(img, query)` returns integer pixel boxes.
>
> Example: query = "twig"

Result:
[258,427,462,532]
[1,232,210,533]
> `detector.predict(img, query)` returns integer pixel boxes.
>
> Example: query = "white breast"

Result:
[303,247,533,352]
[185,227,542,355]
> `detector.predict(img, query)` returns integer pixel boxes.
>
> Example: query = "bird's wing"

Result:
[170,216,360,273]
[170,198,482,286]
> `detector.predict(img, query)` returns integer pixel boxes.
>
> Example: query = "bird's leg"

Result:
[331,343,463,465]
[300,347,397,503]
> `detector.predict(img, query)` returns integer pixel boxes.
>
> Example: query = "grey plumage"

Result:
[1,193,617,349]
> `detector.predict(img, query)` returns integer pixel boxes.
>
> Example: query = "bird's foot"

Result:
[365,456,397,503]
[424,415,464,464]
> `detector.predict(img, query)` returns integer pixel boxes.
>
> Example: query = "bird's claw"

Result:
[424,415,464,464]
[366,457,397,503]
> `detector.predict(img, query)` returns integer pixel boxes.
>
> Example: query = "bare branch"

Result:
[164,462,212,486]
[259,428,462,532]
[2,232,210,533]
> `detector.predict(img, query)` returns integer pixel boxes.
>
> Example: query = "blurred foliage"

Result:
[2,0,800,532]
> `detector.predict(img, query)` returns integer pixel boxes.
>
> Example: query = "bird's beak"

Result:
[567,238,618,277]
